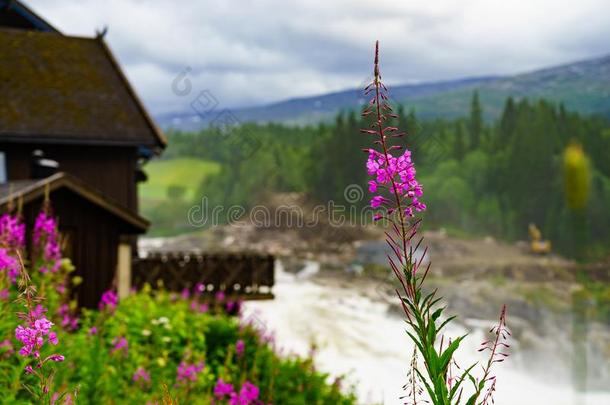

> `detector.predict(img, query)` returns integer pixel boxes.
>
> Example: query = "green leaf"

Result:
[437,315,457,334]
[431,307,445,322]
[415,368,440,405]
[439,335,467,372]
[406,330,426,358]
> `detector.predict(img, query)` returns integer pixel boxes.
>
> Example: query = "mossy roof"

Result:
[0,28,166,148]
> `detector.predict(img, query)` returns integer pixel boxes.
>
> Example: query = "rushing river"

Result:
[243,261,609,405]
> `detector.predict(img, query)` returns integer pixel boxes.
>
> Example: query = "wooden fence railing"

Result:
[132,252,275,300]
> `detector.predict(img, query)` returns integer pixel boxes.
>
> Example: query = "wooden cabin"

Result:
[0,174,149,307]
[0,1,167,307]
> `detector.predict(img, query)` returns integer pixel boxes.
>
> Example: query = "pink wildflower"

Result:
[176,361,204,384]
[46,354,64,362]
[30,304,47,319]
[57,304,79,331]
[214,378,235,398]
[98,290,118,312]
[235,339,245,357]
[193,282,205,296]
[362,68,426,219]
[0,213,25,250]
[0,248,20,283]
[33,210,61,274]
[133,367,151,387]
[215,291,226,302]
[14,310,64,374]
[111,337,128,355]
[230,381,260,405]
[368,180,378,193]
[55,283,66,295]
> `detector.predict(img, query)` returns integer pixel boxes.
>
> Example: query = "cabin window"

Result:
[0,152,6,183]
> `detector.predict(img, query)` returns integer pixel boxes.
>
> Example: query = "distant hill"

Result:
[158,54,610,130]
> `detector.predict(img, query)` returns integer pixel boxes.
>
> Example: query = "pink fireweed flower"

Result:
[88,327,98,336]
[14,312,62,365]
[235,339,245,357]
[239,381,260,403]
[55,283,66,295]
[46,354,64,362]
[133,367,151,387]
[229,381,260,405]
[57,304,79,331]
[30,304,47,319]
[365,149,424,215]
[215,291,226,302]
[0,289,9,300]
[189,300,209,313]
[370,195,386,208]
[176,361,204,384]
[362,46,425,221]
[214,378,235,398]
[111,337,128,355]
[98,290,118,312]
[190,300,209,313]
[0,213,25,250]
[193,282,205,296]
[368,181,378,193]
[0,248,20,284]
[33,210,61,274]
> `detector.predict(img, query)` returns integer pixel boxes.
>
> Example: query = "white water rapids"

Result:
[243,262,610,405]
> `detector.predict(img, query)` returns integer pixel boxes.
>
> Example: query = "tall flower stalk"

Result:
[13,251,66,403]
[362,41,509,405]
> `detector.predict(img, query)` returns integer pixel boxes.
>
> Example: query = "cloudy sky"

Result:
[29,0,610,115]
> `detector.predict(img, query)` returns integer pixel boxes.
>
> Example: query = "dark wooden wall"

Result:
[21,188,129,308]
[1,143,139,211]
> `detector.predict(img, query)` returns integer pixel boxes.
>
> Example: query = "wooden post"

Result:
[117,243,132,299]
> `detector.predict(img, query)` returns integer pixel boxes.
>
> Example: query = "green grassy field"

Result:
[139,158,221,202]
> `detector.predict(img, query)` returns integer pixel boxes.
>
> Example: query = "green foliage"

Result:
[0,287,356,404]
[140,158,221,201]
[143,95,610,260]
[139,158,221,236]
[469,91,483,150]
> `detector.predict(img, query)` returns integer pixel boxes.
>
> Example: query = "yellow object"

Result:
[563,143,591,211]
[528,223,552,254]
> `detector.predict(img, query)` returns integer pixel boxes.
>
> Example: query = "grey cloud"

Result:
[28,0,610,114]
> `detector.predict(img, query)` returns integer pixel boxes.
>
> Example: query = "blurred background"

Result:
[20,1,610,403]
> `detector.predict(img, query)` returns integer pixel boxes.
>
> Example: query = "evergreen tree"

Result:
[453,121,466,161]
[495,97,516,152]
[469,90,483,150]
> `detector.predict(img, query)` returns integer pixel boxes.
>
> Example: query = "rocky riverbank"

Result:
[140,214,610,392]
